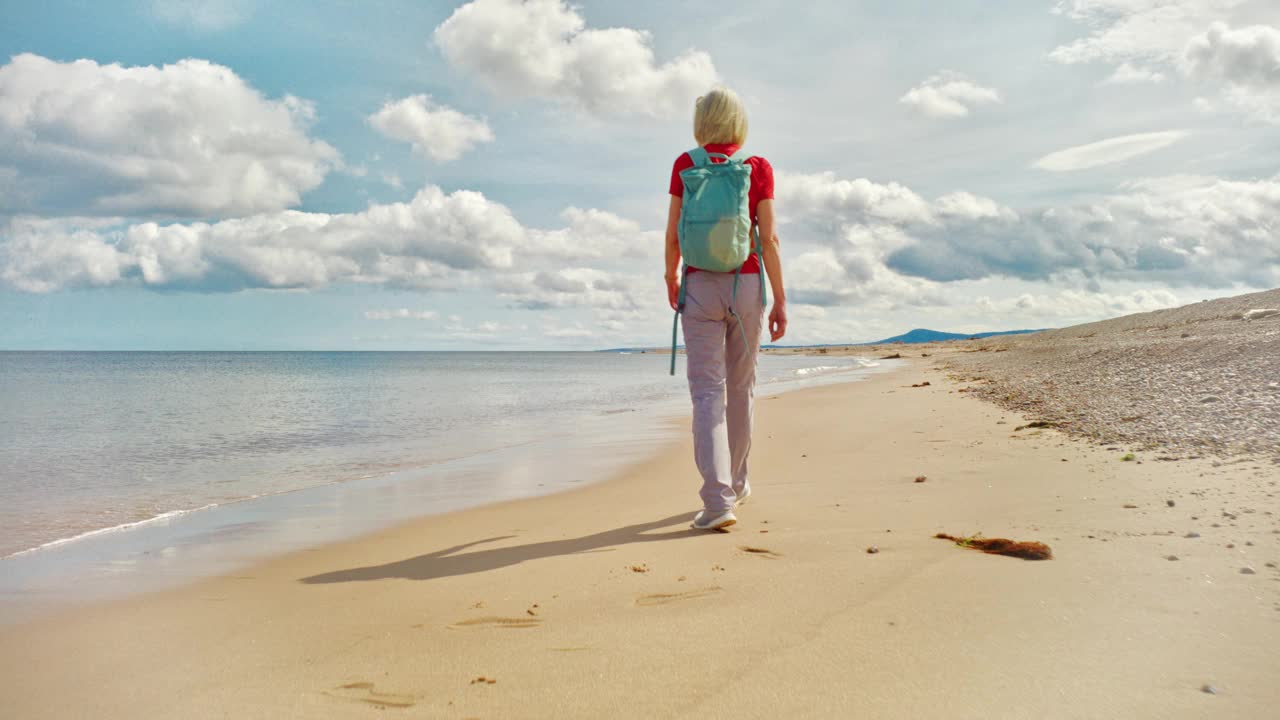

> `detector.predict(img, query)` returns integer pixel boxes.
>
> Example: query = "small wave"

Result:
[793,365,844,376]
[790,358,880,377]
[3,502,227,560]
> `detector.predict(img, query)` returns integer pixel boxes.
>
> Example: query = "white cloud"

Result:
[151,0,250,30]
[11,165,1269,344]
[1049,0,1250,66]
[1102,62,1167,84]
[1033,130,1188,171]
[0,54,338,218]
[887,172,1280,288]
[778,169,1280,294]
[495,267,644,313]
[433,0,718,116]
[364,309,439,320]
[785,227,950,310]
[542,324,595,339]
[368,94,494,162]
[525,207,658,261]
[0,186,525,292]
[0,185,667,306]
[778,172,934,226]
[439,317,528,343]
[1184,22,1280,121]
[899,72,1001,118]
[933,192,1019,222]
[1050,3,1280,121]
[974,288,1181,320]
[0,217,131,293]
[1185,22,1280,85]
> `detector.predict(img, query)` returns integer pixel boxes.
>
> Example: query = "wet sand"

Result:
[1,358,1278,718]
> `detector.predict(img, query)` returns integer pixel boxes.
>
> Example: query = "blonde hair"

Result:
[693,87,748,146]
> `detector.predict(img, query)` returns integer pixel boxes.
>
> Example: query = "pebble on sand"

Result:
[1184,532,1200,538]
[1201,684,1219,695]
[1166,555,1180,561]
[866,546,880,554]
[1240,567,1256,575]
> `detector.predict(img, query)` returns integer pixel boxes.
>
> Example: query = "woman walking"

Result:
[666,87,787,531]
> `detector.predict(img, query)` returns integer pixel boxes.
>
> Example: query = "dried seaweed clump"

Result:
[935,533,1052,561]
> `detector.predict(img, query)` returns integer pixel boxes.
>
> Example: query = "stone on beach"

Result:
[1240,308,1278,321]
[939,288,1280,459]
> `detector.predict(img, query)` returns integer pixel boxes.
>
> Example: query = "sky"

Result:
[1,0,1278,350]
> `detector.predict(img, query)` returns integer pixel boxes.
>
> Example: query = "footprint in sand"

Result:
[636,586,722,606]
[449,616,542,629]
[324,681,416,709]
[738,545,782,559]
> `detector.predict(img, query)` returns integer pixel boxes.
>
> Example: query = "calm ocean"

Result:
[0,350,889,619]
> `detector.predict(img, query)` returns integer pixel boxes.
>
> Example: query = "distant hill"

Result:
[861,328,1048,345]
[597,327,1048,353]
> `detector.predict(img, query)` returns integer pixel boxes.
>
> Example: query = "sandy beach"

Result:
[2,347,1278,719]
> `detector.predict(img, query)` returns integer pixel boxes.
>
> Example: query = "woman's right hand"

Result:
[666,274,681,311]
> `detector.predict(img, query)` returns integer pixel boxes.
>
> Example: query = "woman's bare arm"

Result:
[755,199,787,341]
[664,195,682,311]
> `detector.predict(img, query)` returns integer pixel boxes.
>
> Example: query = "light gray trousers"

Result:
[681,271,764,513]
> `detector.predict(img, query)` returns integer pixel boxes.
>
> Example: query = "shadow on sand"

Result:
[299,513,700,585]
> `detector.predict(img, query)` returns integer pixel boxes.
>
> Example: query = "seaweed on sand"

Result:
[934,533,1052,560]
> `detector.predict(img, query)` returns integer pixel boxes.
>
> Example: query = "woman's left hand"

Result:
[769,301,787,342]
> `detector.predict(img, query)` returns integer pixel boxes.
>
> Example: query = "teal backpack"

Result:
[670,147,767,375]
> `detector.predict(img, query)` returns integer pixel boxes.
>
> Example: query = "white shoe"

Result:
[692,509,737,531]
[734,485,751,508]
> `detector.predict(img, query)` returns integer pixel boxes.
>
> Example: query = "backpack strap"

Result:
[753,224,767,307]
[727,268,751,355]
[669,264,689,376]
[690,147,753,166]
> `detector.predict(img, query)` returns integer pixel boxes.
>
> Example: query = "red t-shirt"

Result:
[669,143,774,274]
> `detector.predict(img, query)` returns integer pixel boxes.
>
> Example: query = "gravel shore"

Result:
[937,288,1279,460]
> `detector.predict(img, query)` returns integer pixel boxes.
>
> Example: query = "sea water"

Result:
[0,351,892,621]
